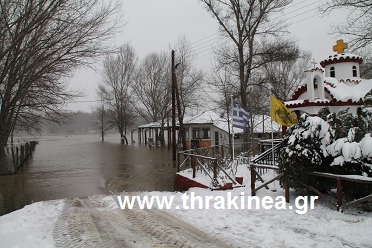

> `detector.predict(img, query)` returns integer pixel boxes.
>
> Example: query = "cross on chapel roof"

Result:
[311,59,317,68]
[333,39,348,54]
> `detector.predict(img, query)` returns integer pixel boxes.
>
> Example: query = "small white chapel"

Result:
[285,40,372,117]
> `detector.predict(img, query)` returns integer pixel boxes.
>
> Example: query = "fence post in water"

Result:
[25,143,29,158]
[20,145,24,165]
[337,178,342,211]
[16,147,19,168]
[250,163,256,196]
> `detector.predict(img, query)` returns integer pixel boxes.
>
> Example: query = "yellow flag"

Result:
[270,95,298,127]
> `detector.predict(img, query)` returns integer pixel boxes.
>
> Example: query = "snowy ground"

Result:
[1,166,371,247]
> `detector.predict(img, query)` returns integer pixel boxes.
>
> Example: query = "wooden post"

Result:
[177,152,180,172]
[191,156,196,178]
[250,163,256,196]
[213,159,217,180]
[171,50,177,160]
[285,174,290,203]
[337,178,342,211]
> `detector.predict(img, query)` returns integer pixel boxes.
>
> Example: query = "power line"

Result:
[190,33,219,46]
[188,0,325,62]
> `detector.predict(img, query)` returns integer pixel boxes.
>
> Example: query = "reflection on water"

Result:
[0,134,177,215]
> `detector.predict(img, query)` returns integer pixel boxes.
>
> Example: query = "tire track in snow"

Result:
[52,194,235,247]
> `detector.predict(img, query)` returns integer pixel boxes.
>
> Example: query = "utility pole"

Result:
[174,66,187,152]
[171,50,177,160]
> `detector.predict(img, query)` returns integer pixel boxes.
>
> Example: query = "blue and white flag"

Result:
[232,103,249,130]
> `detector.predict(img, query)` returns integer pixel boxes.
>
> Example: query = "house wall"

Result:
[183,124,230,149]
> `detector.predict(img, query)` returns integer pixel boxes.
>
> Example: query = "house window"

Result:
[192,127,210,139]
[202,128,210,139]
[330,67,335,77]
[352,66,357,77]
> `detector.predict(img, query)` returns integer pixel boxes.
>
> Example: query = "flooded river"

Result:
[0,134,177,216]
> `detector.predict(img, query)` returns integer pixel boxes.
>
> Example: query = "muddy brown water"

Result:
[0,134,177,216]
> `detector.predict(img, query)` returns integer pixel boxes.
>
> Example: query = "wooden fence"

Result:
[3,141,37,174]
[249,141,372,211]
[177,144,243,188]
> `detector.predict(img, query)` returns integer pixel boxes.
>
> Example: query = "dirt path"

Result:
[52,194,235,248]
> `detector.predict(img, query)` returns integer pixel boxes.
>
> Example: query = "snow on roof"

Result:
[286,78,372,107]
[137,111,282,133]
[324,77,372,102]
[183,110,230,133]
[320,53,363,67]
[183,111,281,134]
[138,122,163,129]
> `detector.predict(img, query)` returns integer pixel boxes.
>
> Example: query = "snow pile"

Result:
[0,200,64,248]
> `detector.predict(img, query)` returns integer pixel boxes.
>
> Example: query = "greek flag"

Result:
[232,103,249,130]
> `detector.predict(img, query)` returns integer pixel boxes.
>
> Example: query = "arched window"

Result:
[352,65,358,77]
[313,77,318,84]
[330,67,335,77]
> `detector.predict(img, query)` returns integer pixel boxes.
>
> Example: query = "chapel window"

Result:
[352,66,357,77]
[330,67,335,77]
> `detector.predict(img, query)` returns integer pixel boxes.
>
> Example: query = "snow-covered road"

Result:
[52,194,234,247]
[0,185,371,247]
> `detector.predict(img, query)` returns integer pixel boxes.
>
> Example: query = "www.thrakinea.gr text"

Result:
[116,192,318,215]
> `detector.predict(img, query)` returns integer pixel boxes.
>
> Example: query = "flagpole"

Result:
[270,90,276,190]
[269,91,275,166]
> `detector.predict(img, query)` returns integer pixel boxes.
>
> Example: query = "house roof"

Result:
[137,122,163,129]
[137,111,281,134]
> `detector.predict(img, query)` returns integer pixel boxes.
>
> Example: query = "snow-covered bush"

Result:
[279,104,372,196]
[278,113,334,191]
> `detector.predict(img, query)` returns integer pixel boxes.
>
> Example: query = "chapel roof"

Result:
[320,53,363,67]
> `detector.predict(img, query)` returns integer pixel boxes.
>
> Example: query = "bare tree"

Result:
[93,86,116,142]
[99,44,137,145]
[133,52,172,146]
[321,0,372,50]
[200,0,292,110]
[264,47,312,102]
[321,1,372,78]
[172,37,204,116]
[0,0,120,171]
[207,63,238,151]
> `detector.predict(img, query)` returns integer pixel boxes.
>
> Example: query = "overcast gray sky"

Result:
[66,0,346,112]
